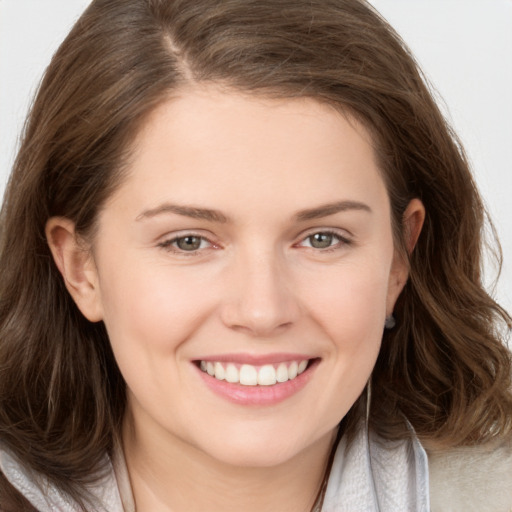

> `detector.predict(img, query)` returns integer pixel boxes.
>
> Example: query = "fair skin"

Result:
[46,87,424,512]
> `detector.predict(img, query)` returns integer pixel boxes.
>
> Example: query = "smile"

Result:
[199,360,309,386]
[194,357,319,406]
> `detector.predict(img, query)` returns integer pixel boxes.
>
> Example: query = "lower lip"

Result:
[194,360,319,406]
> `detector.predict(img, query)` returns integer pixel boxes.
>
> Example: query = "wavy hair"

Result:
[1,0,511,508]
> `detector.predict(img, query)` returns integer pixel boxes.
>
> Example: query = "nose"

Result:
[219,249,300,337]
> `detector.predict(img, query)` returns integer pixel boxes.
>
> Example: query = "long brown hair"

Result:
[1,0,511,508]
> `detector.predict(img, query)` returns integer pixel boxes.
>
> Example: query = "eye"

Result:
[158,234,212,253]
[308,232,336,249]
[298,230,350,250]
[175,235,205,251]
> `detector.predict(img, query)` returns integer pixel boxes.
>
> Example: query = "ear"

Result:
[402,198,425,254]
[45,217,103,322]
[386,198,425,314]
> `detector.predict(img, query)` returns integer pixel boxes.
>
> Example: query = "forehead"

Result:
[134,86,376,162]
[107,86,388,219]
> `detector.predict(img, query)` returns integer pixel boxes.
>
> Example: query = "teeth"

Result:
[276,363,289,383]
[239,364,258,385]
[288,361,298,380]
[257,365,276,386]
[225,363,239,383]
[199,359,309,386]
[214,362,225,380]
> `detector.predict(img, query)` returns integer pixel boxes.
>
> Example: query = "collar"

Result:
[322,419,430,511]
[0,444,124,512]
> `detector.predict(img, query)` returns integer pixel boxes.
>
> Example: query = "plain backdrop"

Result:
[0,0,511,314]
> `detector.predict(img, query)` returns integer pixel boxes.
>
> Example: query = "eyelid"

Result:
[157,230,220,255]
[295,228,353,250]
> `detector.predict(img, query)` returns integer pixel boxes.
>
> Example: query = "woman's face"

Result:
[64,87,413,467]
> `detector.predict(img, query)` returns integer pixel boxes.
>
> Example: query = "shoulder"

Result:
[426,436,512,512]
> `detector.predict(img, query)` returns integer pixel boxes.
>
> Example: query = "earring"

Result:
[384,314,396,329]
[366,378,372,424]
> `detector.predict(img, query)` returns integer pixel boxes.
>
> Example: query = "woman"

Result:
[1,0,511,510]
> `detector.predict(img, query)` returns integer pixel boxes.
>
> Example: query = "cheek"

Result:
[97,258,215,360]
[304,263,389,412]
[303,260,390,346]
[274,263,389,432]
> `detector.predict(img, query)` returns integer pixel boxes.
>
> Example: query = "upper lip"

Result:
[193,353,315,365]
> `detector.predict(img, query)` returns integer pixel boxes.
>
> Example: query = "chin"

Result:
[190,422,332,469]
[204,440,305,469]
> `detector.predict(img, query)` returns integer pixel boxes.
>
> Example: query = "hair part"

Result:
[1,0,511,506]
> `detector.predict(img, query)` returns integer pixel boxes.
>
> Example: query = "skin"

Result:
[47,86,424,512]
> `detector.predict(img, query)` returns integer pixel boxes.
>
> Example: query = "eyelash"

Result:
[157,233,214,256]
[157,229,352,256]
[296,230,352,252]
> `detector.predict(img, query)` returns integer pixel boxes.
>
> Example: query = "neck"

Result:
[122,409,337,512]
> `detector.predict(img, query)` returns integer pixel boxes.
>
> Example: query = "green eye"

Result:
[175,236,203,251]
[308,232,336,249]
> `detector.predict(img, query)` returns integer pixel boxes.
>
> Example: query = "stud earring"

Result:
[384,314,396,329]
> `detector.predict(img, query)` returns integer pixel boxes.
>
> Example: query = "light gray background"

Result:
[1,0,511,313]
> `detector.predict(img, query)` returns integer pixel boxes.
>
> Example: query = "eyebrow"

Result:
[136,204,229,223]
[136,200,371,223]
[294,200,372,221]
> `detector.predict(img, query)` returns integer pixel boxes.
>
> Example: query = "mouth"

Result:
[193,357,320,405]
[197,359,310,386]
